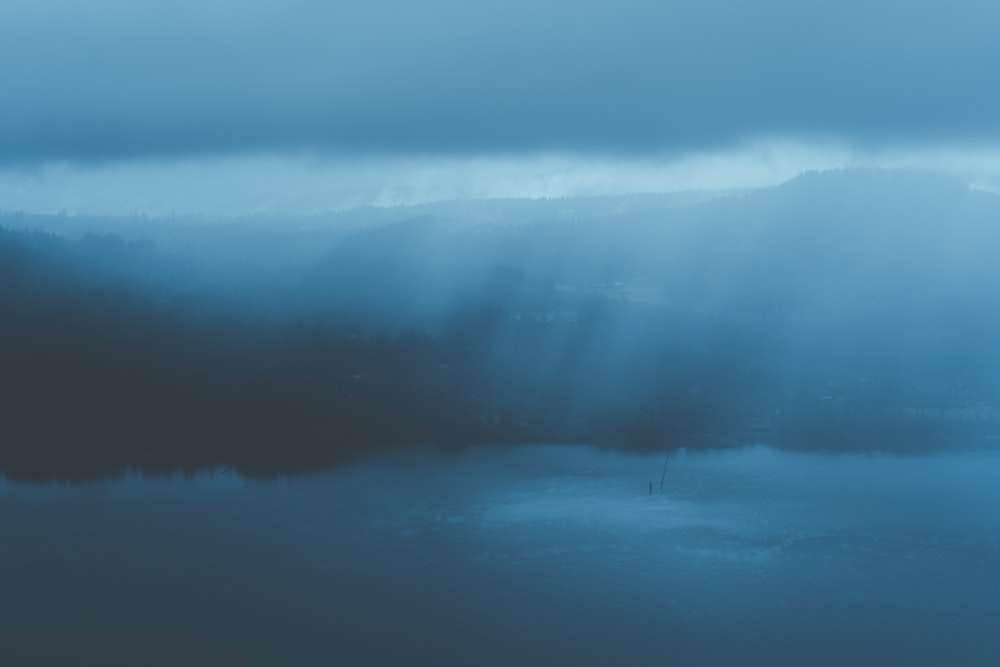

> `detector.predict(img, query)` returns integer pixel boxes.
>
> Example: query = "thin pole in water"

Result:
[659,452,670,491]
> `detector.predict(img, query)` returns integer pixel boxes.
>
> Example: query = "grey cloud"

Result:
[2,0,999,164]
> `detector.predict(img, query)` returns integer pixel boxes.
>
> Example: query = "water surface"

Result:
[2,445,998,666]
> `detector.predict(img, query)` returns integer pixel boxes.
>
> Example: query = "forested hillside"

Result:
[3,170,999,481]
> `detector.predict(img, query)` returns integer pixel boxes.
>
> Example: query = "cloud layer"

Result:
[2,0,999,164]
[0,144,862,215]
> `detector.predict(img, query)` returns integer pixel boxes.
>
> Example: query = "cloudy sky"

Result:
[2,0,999,214]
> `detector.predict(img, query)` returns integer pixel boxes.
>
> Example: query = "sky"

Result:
[2,0,1000,215]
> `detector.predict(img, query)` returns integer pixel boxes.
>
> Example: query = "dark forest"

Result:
[3,170,999,481]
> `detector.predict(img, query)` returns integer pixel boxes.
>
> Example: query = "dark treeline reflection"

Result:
[3,169,1000,481]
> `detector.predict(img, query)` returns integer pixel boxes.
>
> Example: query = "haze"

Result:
[3,3,999,666]
[2,0,1000,214]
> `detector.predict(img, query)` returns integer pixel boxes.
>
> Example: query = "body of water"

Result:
[2,444,999,666]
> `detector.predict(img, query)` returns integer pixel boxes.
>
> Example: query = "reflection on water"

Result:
[2,445,999,666]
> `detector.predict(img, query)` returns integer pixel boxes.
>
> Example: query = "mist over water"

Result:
[3,444,998,666]
[6,0,1000,662]
[3,169,1000,665]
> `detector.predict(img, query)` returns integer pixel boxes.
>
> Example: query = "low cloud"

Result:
[7,141,1000,217]
[0,142,857,216]
[2,0,1000,165]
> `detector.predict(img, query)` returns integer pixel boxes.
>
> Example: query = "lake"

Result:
[2,444,998,666]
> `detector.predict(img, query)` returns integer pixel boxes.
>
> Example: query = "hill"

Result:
[3,169,999,481]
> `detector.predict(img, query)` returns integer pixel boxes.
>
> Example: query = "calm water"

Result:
[2,445,999,666]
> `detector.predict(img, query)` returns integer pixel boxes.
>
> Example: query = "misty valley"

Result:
[7,0,1000,662]
[3,168,1000,666]
[2,169,999,481]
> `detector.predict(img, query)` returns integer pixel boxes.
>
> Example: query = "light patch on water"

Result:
[2,444,1000,667]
